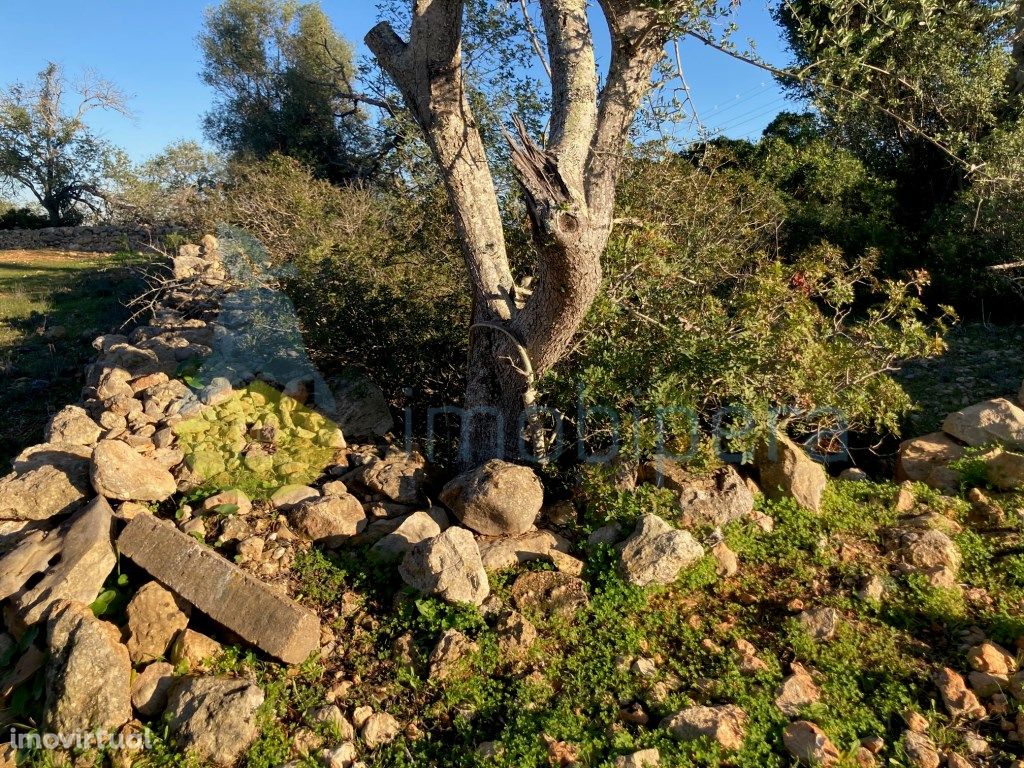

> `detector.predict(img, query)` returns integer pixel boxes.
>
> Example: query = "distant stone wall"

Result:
[0,224,185,253]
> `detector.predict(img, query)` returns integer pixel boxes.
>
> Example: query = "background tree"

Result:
[774,0,1024,314]
[0,62,129,225]
[199,0,375,183]
[109,140,221,224]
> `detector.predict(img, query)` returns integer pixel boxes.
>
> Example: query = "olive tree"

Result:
[366,0,693,465]
[0,63,128,225]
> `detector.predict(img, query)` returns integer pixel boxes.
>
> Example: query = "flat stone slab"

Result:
[117,515,320,665]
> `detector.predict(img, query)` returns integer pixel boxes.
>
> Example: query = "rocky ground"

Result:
[0,236,1023,768]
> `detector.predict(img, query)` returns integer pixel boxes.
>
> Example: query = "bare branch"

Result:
[517,0,553,80]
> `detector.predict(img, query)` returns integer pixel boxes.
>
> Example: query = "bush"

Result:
[0,205,52,229]
[543,148,951,460]
[204,154,469,399]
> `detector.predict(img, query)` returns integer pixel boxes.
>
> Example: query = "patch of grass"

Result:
[0,249,150,470]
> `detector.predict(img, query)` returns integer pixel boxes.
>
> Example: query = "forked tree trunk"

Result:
[367,0,682,467]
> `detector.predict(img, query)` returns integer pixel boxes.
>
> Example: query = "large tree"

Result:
[0,63,128,225]
[200,0,375,183]
[365,0,697,465]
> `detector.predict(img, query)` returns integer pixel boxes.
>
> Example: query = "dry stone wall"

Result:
[0,224,185,252]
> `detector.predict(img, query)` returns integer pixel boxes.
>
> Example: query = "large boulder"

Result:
[45,601,132,736]
[896,432,966,487]
[618,514,704,587]
[440,459,543,536]
[399,527,490,606]
[91,440,177,501]
[45,406,102,446]
[288,494,367,547]
[14,496,116,625]
[943,398,1024,449]
[167,676,264,767]
[125,581,191,664]
[755,434,827,512]
[0,445,92,521]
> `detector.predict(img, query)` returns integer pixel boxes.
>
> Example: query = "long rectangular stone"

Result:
[117,515,320,664]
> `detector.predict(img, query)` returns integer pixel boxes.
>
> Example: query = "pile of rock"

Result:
[897,390,1024,492]
[0,231,847,768]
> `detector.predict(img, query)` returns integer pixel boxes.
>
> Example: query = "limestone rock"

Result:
[640,462,754,527]
[125,582,190,664]
[289,494,367,547]
[355,451,427,505]
[510,571,589,618]
[783,721,841,766]
[983,448,1024,490]
[799,607,840,642]
[967,642,1016,676]
[131,661,176,717]
[271,484,319,510]
[618,514,704,587]
[369,509,447,563]
[776,663,821,716]
[118,515,320,664]
[496,610,537,660]
[399,527,489,606]
[934,667,985,719]
[899,528,962,574]
[45,406,102,446]
[663,704,747,751]
[476,529,571,571]
[0,528,63,601]
[440,459,543,536]
[91,440,176,501]
[201,489,252,517]
[968,670,1006,698]
[45,601,131,735]
[15,496,116,625]
[167,676,264,767]
[943,398,1024,449]
[171,629,223,670]
[361,711,401,750]
[428,629,478,681]
[614,749,661,768]
[755,434,827,512]
[711,541,739,577]
[903,730,941,768]
[0,445,92,520]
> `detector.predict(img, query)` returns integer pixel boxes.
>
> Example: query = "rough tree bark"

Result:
[367,0,684,466]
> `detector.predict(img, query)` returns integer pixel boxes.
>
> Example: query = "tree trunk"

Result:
[41,198,61,225]
[368,0,680,468]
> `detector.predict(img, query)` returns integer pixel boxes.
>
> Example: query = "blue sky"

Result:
[0,0,798,164]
